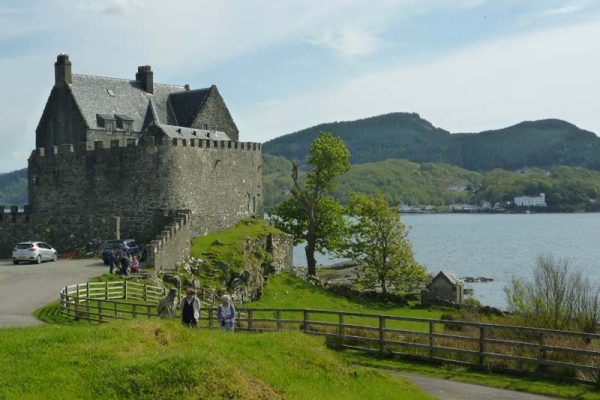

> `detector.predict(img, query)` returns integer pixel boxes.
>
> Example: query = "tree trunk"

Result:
[305,240,317,277]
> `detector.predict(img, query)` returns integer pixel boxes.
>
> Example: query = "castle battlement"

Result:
[30,138,262,159]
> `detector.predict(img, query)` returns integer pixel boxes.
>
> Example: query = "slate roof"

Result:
[69,74,187,132]
[152,124,231,141]
[431,270,463,287]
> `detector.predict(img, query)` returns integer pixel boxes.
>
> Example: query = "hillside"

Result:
[263,155,600,210]
[263,113,600,171]
[0,168,27,205]
[0,320,432,399]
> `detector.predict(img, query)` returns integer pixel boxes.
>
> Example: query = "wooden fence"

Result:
[59,283,600,384]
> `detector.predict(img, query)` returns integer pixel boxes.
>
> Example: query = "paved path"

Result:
[395,372,556,400]
[0,258,106,327]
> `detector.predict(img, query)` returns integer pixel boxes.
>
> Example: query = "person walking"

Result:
[107,247,116,274]
[217,294,236,332]
[119,248,130,275]
[181,288,201,328]
[157,288,178,319]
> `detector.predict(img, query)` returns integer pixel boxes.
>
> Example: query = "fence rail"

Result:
[59,282,600,384]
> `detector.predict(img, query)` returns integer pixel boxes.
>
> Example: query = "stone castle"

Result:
[0,54,263,267]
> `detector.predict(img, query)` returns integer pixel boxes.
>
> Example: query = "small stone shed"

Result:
[421,270,464,306]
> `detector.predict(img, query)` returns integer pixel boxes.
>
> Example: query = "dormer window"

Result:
[115,114,134,134]
[97,114,116,132]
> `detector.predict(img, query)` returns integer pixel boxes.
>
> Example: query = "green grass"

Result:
[247,273,448,332]
[342,350,600,400]
[0,320,433,400]
[190,217,282,288]
[34,301,82,325]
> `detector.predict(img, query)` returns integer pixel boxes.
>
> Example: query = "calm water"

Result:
[293,213,600,309]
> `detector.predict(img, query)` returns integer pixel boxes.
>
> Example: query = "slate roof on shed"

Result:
[69,74,187,132]
[428,270,463,288]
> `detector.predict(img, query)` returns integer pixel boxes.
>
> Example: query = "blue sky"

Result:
[1,0,600,172]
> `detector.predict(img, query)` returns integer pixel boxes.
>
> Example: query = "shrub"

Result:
[505,255,600,332]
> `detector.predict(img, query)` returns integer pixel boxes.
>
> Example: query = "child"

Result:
[131,255,139,273]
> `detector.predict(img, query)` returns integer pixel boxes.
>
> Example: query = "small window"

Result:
[124,121,131,134]
[202,123,208,130]
[107,89,115,97]
[106,121,113,134]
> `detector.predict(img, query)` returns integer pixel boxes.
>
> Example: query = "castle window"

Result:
[115,114,134,134]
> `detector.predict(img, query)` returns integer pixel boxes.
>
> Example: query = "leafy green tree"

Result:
[344,192,428,294]
[270,132,350,277]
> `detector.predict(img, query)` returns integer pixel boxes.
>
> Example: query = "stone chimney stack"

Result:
[136,65,153,94]
[54,54,72,86]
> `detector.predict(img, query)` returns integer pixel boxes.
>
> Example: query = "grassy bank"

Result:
[248,273,447,332]
[0,320,432,400]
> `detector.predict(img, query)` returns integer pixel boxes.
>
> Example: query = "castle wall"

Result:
[23,138,262,253]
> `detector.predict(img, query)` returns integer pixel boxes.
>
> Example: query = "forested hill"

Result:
[0,168,27,205]
[263,113,600,171]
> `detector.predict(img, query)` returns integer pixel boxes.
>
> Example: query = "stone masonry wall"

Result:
[28,138,262,242]
[268,232,294,274]
[0,138,262,257]
[146,209,192,271]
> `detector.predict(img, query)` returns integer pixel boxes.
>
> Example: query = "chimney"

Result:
[136,65,153,94]
[54,53,72,86]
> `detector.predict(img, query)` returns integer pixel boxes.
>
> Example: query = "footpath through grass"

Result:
[0,320,433,400]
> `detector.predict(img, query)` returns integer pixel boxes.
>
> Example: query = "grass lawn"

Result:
[0,320,433,400]
[247,273,448,332]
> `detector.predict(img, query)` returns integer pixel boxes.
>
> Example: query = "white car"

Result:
[12,241,58,265]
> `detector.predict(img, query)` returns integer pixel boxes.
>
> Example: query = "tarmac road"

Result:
[0,258,106,328]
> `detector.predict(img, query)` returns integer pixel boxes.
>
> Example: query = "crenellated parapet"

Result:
[29,138,261,161]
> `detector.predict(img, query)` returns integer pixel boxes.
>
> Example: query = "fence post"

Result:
[429,322,435,359]
[124,280,128,300]
[276,310,282,331]
[303,310,309,333]
[208,308,214,329]
[132,304,137,319]
[86,282,90,298]
[74,284,80,320]
[105,282,109,300]
[114,301,118,318]
[379,316,386,353]
[144,285,148,302]
[98,300,103,323]
[339,313,345,348]
[537,332,546,372]
[479,326,487,367]
[248,309,254,331]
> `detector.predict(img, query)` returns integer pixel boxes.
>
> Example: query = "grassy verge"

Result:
[0,320,433,400]
[342,350,600,400]
[247,273,449,332]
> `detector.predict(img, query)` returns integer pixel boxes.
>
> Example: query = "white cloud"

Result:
[541,0,595,16]
[310,27,381,57]
[239,18,600,140]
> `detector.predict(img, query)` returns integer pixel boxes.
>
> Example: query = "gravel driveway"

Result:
[0,258,106,328]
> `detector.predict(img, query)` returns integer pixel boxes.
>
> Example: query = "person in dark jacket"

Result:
[181,288,201,328]
[119,248,130,275]
[107,248,116,274]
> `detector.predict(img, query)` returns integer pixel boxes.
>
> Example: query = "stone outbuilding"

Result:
[421,270,464,306]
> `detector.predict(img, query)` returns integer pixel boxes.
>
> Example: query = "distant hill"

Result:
[263,154,600,211]
[263,113,600,171]
[0,168,27,206]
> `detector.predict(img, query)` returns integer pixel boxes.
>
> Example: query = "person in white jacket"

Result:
[180,288,201,327]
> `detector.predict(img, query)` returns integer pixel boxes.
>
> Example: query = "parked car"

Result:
[12,241,58,264]
[100,239,146,264]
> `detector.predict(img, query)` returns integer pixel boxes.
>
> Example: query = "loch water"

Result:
[293,213,600,309]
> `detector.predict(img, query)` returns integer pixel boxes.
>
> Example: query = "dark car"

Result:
[100,239,146,264]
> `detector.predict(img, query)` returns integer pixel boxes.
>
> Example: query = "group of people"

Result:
[157,287,236,332]
[107,247,140,275]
